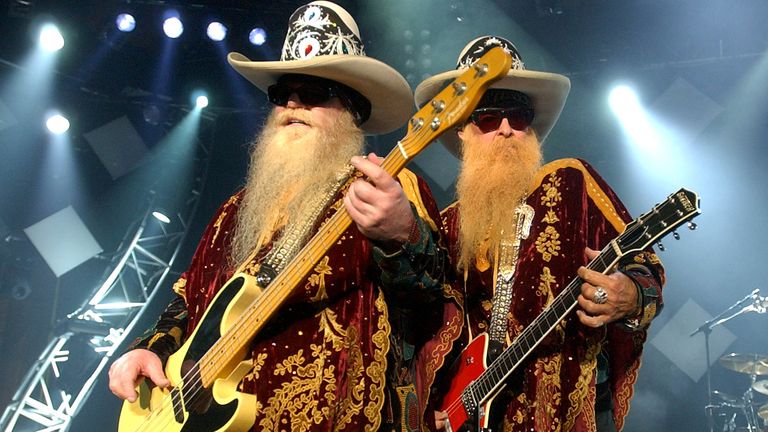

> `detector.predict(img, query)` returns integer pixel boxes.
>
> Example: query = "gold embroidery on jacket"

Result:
[510,392,530,425]
[241,353,267,416]
[172,277,187,301]
[537,267,557,302]
[534,354,564,430]
[563,337,601,430]
[255,263,388,431]
[613,332,644,430]
[308,256,332,301]
[255,257,356,431]
[211,195,239,246]
[259,346,339,431]
[540,174,562,209]
[535,226,561,262]
[543,209,560,224]
[335,325,365,430]
[363,291,390,432]
[529,172,566,430]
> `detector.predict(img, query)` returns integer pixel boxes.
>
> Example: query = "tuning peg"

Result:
[472,62,489,76]
[452,81,467,95]
[673,231,680,240]
[431,100,445,113]
[657,242,665,251]
[687,222,697,230]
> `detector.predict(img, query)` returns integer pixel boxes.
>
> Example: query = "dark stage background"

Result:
[1,0,767,430]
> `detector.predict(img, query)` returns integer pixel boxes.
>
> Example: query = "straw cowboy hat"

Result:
[227,1,412,134]
[415,35,571,156]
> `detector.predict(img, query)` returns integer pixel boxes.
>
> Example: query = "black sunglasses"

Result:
[267,81,341,107]
[468,107,534,133]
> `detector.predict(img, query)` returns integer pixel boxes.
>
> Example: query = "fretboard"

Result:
[469,244,621,404]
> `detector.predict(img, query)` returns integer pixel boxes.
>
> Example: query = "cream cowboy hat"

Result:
[227,1,412,134]
[414,35,571,156]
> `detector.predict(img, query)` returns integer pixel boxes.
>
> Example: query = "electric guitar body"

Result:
[117,46,514,432]
[439,188,701,431]
[437,333,498,430]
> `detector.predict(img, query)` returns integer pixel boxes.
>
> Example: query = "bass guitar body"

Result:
[116,46,516,432]
[118,273,260,432]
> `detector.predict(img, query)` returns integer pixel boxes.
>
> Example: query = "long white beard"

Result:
[228,108,364,267]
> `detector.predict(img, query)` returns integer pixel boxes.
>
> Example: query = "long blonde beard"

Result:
[455,130,543,271]
[229,108,364,267]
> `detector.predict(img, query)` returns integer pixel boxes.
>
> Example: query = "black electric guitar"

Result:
[439,188,701,431]
[117,47,513,432]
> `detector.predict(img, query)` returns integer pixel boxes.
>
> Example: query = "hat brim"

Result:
[228,52,413,135]
[414,69,570,157]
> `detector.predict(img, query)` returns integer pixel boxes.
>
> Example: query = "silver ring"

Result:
[593,286,608,304]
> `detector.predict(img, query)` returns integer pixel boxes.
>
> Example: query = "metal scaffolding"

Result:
[0,128,212,432]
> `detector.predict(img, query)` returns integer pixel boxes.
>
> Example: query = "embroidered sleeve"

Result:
[616,251,665,331]
[127,294,188,365]
[372,204,447,305]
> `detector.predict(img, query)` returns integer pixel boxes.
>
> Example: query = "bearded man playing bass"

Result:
[109,2,459,430]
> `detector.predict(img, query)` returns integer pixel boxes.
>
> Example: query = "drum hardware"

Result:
[720,354,768,376]
[709,374,766,432]
[691,289,766,432]
[752,381,768,397]
[759,404,768,422]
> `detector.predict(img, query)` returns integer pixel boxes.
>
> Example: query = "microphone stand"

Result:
[690,288,760,432]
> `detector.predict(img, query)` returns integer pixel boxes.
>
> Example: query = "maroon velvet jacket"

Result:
[439,159,664,431]
[134,170,462,431]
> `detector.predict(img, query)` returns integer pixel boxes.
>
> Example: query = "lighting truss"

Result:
[0,131,212,432]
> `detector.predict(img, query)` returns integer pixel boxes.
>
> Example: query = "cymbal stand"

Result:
[742,373,762,432]
[690,289,760,432]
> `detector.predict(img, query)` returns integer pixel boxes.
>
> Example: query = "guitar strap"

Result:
[487,202,534,362]
[250,165,355,287]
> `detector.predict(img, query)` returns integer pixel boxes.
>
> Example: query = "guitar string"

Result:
[135,99,671,431]
[153,67,507,427]
[129,63,503,431]
[440,209,667,422]
[128,113,440,432]
[448,198,702,421]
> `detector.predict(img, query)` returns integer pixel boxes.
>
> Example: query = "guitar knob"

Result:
[687,222,697,230]
[657,242,665,251]
[673,231,680,240]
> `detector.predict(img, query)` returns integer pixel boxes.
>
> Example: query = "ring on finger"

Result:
[593,286,608,304]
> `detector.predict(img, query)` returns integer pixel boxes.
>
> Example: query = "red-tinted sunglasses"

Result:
[468,107,534,133]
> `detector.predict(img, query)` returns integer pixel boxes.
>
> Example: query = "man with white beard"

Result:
[108,2,458,431]
[416,36,665,431]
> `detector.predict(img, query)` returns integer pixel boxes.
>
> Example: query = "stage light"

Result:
[163,17,183,39]
[249,27,267,46]
[195,95,209,109]
[39,23,64,52]
[206,22,227,41]
[115,13,136,32]
[45,113,70,134]
[609,84,653,144]
[609,84,663,153]
[609,85,641,116]
[152,209,171,224]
